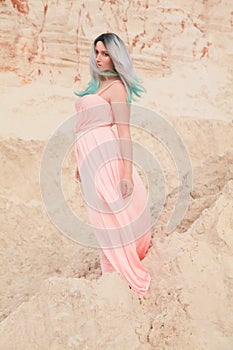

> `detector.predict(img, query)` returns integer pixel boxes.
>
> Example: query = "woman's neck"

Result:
[100,75,118,82]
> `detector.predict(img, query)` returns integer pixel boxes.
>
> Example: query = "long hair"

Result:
[74,33,146,103]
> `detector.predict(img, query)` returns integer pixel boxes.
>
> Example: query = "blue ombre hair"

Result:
[74,33,146,103]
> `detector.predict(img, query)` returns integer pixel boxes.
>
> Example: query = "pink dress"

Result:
[74,80,152,296]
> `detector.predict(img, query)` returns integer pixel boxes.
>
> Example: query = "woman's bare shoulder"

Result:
[110,80,127,102]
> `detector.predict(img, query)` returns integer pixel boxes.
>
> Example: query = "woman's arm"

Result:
[110,84,134,198]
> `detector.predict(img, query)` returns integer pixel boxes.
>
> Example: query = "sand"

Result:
[0,0,233,349]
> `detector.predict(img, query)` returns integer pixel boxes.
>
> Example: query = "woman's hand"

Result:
[120,175,134,198]
[74,165,81,183]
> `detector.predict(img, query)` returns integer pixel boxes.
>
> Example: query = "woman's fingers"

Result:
[126,182,133,197]
[120,180,125,196]
[120,179,134,198]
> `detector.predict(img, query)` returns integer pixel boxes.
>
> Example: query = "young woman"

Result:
[74,33,152,297]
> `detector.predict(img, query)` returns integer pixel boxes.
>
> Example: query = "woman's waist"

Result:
[75,123,115,138]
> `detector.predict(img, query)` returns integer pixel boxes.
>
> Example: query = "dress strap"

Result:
[97,79,122,95]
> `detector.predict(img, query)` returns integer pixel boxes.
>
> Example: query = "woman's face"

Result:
[95,41,114,72]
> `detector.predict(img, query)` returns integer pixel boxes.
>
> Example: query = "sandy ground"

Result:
[0,0,233,349]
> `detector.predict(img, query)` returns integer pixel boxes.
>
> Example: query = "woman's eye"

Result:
[95,50,109,57]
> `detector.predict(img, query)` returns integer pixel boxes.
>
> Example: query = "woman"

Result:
[74,33,152,297]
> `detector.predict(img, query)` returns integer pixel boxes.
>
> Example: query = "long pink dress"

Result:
[74,80,152,296]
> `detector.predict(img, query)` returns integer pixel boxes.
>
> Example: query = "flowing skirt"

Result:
[75,125,152,296]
